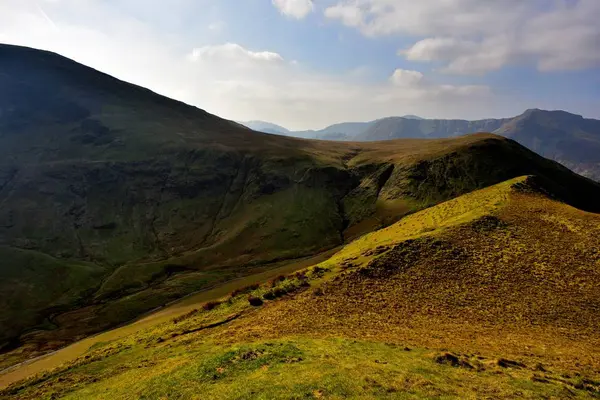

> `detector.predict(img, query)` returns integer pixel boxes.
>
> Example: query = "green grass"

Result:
[0,247,106,349]
[3,43,600,374]
[8,336,596,400]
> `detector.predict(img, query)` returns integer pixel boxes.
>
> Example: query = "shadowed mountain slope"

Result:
[1,44,600,368]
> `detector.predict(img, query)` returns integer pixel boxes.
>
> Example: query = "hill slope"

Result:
[2,43,600,369]
[4,176,600,399]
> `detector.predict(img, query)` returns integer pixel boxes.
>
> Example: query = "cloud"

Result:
[324,3,364,26]
[326,0,600,74]
[384,68,489,101]
[402,36,513,75]
[390,69,423,87]
[272,0,314,19]
[188,43,284,64]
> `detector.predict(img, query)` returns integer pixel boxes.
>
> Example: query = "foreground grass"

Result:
[79,339,600,399]
[7,334,595,400]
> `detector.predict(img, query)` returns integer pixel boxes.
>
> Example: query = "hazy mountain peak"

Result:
[238,120,290,134]
[400,114,424,120]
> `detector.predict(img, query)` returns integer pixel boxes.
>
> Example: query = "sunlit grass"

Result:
[4,176,600,399]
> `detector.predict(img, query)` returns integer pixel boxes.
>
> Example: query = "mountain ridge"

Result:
[2,43,600,373]
[239,115,424,140]
[246,109,600,181]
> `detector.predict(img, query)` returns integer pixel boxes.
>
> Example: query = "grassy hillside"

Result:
[3,176,600,399]
[2,44,600,371]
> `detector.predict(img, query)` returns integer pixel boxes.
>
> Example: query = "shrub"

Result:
[269,275,287,287]
[310,265,329,278]
[248,296,263,306]
[293,271,307,280]
[273,287,287,297]
[263,290,276,300]
[202,300,222,311]
[299,279,310,288]
[230,283,260,298]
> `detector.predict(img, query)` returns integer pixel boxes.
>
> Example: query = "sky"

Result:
[1,0,600,130]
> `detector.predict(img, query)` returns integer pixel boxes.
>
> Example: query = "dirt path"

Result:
[0,248,338,388]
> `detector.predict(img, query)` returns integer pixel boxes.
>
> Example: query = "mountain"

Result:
[246,111,600,182]
[4,176,600,398]
[313,121,373,139]
[2,43,600,375]
[237,120,290,135]
[306,116,423,139]
[401,114,424,120]
[494,109,600,180]
[357,110,600,181]
[243,116,423,140]
[357,116,510,140]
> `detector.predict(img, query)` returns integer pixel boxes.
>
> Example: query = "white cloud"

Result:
[272,0,314,19]
[390,69,423,87]
[384,69,489,100]
[324,3,363,26]
[188,43,284,64]
[326,0,600,74]
[402,38,477,63]
[402,36,513,75]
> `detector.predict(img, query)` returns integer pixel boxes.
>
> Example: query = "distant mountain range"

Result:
[241,110,600,181]
[240,115,423,141]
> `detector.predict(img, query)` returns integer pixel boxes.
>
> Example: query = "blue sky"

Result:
[1,0,599,129]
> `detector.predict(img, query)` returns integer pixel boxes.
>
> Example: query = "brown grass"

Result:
[216,189,600,374]
[202,301,222,311]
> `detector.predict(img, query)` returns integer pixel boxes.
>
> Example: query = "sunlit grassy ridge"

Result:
[4,176,600,399]
[322,175,520,266]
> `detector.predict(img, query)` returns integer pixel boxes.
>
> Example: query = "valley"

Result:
[1,43,600,399]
